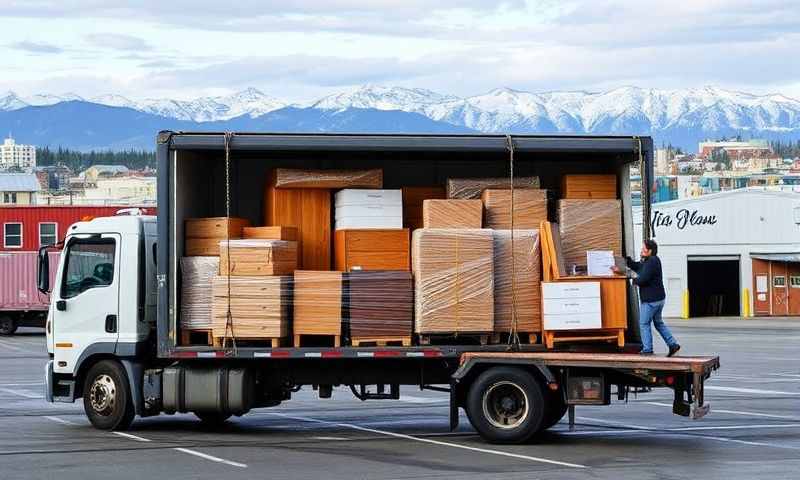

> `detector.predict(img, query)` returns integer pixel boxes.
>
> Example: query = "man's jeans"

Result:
[639,299,678,353]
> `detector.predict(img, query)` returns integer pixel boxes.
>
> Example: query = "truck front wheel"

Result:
[465,367,545,444]
[83,360,135,431]
[0,315,17,335]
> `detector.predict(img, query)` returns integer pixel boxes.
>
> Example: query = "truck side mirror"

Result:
[37,247,50,294]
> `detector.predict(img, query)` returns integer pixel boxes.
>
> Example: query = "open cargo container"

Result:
[43,132,718,444]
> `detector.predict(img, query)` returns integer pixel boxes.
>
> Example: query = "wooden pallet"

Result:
[293,334,341,348]
[542,328,625,349]
[351,337,412,347]
[212,336,284,348]
[418,333,490,346]
[490,332,539,345]
[181,329,213,346]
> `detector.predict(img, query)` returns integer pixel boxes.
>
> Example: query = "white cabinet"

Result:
[542,281,602,330]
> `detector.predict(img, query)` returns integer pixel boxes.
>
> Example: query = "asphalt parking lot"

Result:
[1,318,799,480]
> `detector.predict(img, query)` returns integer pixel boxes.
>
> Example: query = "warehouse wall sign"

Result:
[651,209,718,236]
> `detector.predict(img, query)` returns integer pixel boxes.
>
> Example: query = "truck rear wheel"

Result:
[83,360,135,431]
[465,367,545,444]
[540,392,568,431]
[0,315,17,336]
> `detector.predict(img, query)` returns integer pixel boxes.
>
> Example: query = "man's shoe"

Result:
[667,344,681,357]
[639,350,654,356]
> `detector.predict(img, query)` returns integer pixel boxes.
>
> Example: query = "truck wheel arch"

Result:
[452,358,556,407]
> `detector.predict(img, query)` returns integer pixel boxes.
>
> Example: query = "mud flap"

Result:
[449,379,459,431]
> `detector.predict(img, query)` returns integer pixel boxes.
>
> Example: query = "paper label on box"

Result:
[587,250,615,276]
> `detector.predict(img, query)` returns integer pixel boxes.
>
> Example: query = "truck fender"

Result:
[448,357,556,431]
[119,360,144,416]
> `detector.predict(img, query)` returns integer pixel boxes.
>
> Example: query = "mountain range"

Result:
[1,85,799,151]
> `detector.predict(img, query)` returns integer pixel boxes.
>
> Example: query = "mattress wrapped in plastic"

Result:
[492,230,541,334]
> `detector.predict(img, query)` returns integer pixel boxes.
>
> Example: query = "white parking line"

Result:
[173,447,248,468]
[0,387,41,399]
[112,431,151,442]
[705,385,800,395]
[268,412,587,469]
[0,382,44,387]
[645,401,800,421]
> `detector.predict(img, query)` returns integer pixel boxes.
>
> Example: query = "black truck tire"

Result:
[465,367,545,444]
[0,315,18,336]
[83,360,135,431]
[539,392,568,431]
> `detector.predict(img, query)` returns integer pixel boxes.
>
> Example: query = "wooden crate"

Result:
[263,173,331,270]
[402,186,446,231]
[293,270,343,338]
[422,199,482,228]
[412,229,494,334]
[219,239,298,276]
[562,174,617,199]
[334,229,410,271]
[346,271,414,341]
[481,189,548,229]
[185,217,250,256]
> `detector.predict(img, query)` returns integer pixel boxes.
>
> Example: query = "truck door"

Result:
[52,234,121,374]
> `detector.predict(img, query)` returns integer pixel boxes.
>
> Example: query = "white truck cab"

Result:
[42,214,156,426]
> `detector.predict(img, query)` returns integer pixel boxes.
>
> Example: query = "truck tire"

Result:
[539,392,568,431]
[465,367,545,444]
[194,411,232,427]
[0,315,17,336]
[83,360,135,431]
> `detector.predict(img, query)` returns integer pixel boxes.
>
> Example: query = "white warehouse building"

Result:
[634,189,800,318]
[0,136,36,171]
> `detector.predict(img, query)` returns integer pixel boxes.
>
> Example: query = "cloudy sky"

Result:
[2,0,799,101]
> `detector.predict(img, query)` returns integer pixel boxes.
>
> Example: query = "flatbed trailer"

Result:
[40,132,720,444]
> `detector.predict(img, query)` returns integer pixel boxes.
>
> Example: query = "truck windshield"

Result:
[60,239,116,299]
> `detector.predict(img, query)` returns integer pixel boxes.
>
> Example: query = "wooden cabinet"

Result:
[562,174,617,199]
[334,229,410,272]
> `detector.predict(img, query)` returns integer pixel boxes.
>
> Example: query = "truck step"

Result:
[293,334,341,348]
[351,337,412,347]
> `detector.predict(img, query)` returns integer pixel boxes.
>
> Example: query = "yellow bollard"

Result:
[681,290,690,319]
[742,288,751,318]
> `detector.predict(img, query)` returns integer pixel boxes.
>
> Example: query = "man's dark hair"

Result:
[644,239,658,255]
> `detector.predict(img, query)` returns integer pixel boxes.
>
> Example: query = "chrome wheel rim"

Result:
[482,381,529,429]
[89,374,117,416]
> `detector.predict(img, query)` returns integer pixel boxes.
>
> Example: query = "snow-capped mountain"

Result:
[311,84,459,112]
[0,91,86,109]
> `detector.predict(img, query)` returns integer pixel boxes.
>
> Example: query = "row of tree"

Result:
[36,147,156,172]
[769,140,800,159]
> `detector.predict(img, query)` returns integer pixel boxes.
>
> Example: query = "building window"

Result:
[791,276,800,288]
[3,223,22,248]
[39,223,57,247]
[3,192,17,203]
[773,276,786,288]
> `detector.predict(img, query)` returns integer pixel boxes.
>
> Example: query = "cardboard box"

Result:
[218,239,298,276]
[185,217,250,256]
[422,199,482,228]
[273,168,382,189]
[402,186,446,230]
[293,271,343,337]
[412,229,494,334]
[335,229,410,271]
[562,174,617,199]
[492,230,541,334]
[346,271,413,339]
[557,199,622,274]
[211,275,290,339]
[446,176,540,199]
[481,189,548,229]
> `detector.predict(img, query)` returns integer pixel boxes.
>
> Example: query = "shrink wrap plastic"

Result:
[180,256,219,329]
[557,199,622,274]
[293,271,343,337]
[211,275,291,339]
[446,176,540,199]
[492,230,541,334]
[273,168,383,189]
[481,189,548,229]
[412,229,494,334]
[422,199,483,228]
[218,239,298,276]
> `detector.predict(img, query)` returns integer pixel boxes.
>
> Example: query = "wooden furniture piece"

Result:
[334,229,410,272]
[446,176,540,199]
[481,189,548,229]
[540,221,627,349]
[334,189,403,230]
[211,275,290,347]
[346,271,413,346]
[219,239,298,276]
[422,199,482,228]
[272,168,382,189]
[557,199,622,275]
[402,186,446,231]
[185,217,250,256]
[562,174,617,199]
[293,271,343,347]
[492,230,541,343]
[242,226,298,240]
[263,172,331,270]
[412,228,494,336]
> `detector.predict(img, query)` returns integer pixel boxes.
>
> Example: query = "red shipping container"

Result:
[0,251,59,311]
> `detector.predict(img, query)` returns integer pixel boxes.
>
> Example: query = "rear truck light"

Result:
[548,382,560,391]
[666,376,675,386]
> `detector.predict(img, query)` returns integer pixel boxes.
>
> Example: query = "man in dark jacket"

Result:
[613,239,680,356]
